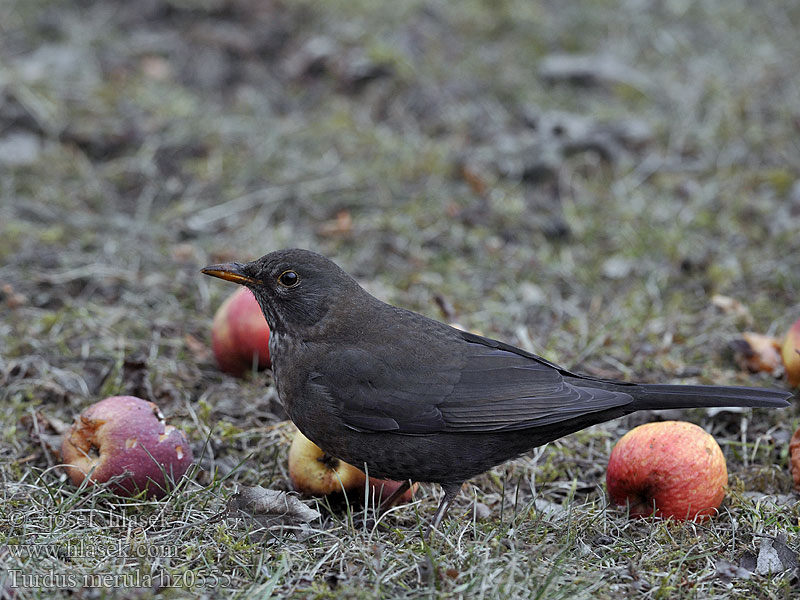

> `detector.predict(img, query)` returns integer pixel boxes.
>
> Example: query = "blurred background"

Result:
[3,0,800,422]
[2,1,799,595]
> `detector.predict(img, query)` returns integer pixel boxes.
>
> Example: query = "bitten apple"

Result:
[781,317,800,388]
[288,430,366,495]
[61,396,193,498]
[211,287,271,377]
[606,421,727,520]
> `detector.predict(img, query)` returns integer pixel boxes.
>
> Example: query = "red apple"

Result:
[606,421,727,520]
[781,318,800,388]
[367,477,418,505]
[211,287,270,377]
[61,396,193,498]
[288,430,366,495]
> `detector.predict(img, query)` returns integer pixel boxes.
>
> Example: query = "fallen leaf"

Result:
[316,210,353,238]
[1,283,28,309]
[739,552,757,573]
[227,486,321,527]
[444,567,460,579]
[22,411,70,460]
[715,559,751,581]
[711,294,753,324]
[756,535,799,575]
[170,243,196,262]
[731,332,783,374]
[460,165,487,196]
[184,333,213,363]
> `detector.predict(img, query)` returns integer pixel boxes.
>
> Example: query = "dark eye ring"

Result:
[278,270,299,287]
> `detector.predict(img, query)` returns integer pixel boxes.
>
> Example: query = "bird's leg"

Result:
[425,483,462,539]
[377,479,412,513]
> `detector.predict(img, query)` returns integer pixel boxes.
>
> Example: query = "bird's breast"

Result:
[268,330,298,412]
[268,332,329,419]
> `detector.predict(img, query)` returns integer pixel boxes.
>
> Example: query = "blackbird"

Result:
[202,249,791,533]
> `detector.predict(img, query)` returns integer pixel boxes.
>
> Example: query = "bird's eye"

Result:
[278,270,299,287]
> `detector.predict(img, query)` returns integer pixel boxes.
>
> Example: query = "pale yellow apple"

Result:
[288,430,366,495]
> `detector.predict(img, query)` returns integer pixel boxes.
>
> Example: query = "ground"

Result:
[1,0,799,598]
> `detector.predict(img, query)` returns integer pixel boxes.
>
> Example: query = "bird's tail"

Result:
[626,383,792,411]
[565,375,793,411]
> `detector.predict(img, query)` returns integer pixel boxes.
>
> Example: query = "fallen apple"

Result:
[367,477,418,505]
[781,317,800,388]
[288,430,366,495]
[288,430,417,504]
[211,287,271,377]
[606,421,727,520]
[61,396,193,498]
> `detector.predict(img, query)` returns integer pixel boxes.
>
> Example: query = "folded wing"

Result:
[309,340,634,435]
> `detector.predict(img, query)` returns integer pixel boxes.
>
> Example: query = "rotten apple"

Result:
[61,396,193,498]
[212,287,271,377]
[606,421,727,520]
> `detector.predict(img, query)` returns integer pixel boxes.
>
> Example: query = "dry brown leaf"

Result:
[2,283,28,309]
[731,332,783,374]
[184,333,213,363]
[715,559,751,581]
[170,243,196,262]
[227,486,321,527]
[461,165,488,196]
[755,535,799,575]
[711,294,753,324]
[21,411,70,461]
[316,210,353,238]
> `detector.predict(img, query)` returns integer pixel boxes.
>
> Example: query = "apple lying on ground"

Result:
[606,421,727,520]
[288,430,366,495]
[212,287,271,377]
[782,317,800,388]
[61,396,193,498]
[288,430,417,503]
[367,477,418,505]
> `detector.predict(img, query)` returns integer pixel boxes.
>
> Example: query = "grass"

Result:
[1,0,799,597]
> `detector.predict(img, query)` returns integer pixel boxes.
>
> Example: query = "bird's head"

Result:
[202,249,361,333]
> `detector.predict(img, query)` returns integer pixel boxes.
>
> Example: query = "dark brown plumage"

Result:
[202,249,791,533]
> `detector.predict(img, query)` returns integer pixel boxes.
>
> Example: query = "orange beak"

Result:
[201,263,259,286]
